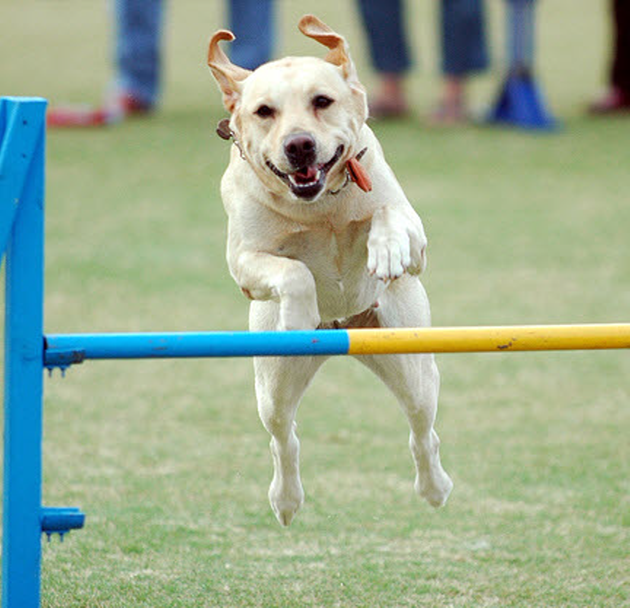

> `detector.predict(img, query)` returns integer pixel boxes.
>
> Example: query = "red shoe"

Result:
[47,93,153,128]
[588,89,630,115]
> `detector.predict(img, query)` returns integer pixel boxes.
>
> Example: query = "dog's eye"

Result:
[255,105,275,118]
[313,95,334,110]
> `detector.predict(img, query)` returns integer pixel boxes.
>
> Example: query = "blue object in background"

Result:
[487,0,558,130]
[487,70,557,130]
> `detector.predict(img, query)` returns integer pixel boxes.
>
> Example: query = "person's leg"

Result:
[505,0,535,72]
[590,0,630,113]
[356,0,412,74]
[356,0,413,116]
[433,0,488,124]
[47,0,164,126]
[611,0,630,96]
[441,0,488,77]
[229,0,274,70]
[115,0,165,108]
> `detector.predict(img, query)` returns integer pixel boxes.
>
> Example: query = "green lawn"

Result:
[2,1,629,606]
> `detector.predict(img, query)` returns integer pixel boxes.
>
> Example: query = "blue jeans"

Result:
[115,0,274,107]
[115,0,164,106]
[229,0,274,70]
[356,0,412,74]
[356,0,488,77]
[440,0,488,76]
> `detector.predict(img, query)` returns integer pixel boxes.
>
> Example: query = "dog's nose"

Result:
[284,132,317,168]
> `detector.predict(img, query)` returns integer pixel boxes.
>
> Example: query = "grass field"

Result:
[2,1,630,606]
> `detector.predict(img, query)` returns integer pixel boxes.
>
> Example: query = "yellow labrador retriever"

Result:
[208,15,452,526]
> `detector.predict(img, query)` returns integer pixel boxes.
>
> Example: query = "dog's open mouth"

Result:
[266,145,344,201]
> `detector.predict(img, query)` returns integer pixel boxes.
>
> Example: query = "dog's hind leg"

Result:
[251,301,327,526]
[354,276,453,508]
[358,349,453,507]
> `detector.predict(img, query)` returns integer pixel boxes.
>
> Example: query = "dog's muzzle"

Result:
[266,143,345,202]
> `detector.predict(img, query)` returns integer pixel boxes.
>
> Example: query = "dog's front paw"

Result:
[367,230,411,281]
[408,229,427,275]
[367,207,428,280]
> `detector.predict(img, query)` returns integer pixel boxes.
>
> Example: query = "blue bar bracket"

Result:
[43,339,85,376]
[40,507,85,542]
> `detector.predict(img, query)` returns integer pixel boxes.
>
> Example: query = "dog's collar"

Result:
[216,118,246,160]
[216,118,372,194]
[329,147,371,195]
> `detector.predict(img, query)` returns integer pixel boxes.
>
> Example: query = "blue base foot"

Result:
[487,69,558,130]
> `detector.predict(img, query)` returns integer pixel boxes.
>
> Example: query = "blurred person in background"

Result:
[589,0,630,114]
[48,0,274,127]
[356,0,489,124]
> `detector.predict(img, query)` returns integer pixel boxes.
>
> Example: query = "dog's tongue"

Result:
[295,166,318,183]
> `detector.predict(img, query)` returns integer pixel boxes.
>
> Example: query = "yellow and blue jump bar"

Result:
[44,323,630,369]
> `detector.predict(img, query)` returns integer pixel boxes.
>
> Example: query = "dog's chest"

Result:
[276,218,368,273]
[274,218,380,318]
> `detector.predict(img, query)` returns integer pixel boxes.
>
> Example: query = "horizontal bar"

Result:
[347,323,630,354]
[44,330,351,363]
[43,324,630,365]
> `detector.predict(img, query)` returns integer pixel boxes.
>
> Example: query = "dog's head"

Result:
[208,15,368,203]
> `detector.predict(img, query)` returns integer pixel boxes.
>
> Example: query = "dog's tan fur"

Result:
[208,15,452,526]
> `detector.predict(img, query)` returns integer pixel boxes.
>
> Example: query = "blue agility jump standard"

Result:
[2,97,48,608]
[1,97,84,608]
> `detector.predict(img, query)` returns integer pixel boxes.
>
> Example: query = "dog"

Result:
[207,15,453,526]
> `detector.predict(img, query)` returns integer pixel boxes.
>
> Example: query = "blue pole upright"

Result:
[1,97,48,608]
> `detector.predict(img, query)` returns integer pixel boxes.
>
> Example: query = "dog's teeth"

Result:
[289,170,321,188]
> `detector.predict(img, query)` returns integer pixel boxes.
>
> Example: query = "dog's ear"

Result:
[207,30,251,113]
[298,15,367,123]
[298,15,359,84]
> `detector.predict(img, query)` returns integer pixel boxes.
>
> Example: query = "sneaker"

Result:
[47,92,153,128]
[588,89,630,115]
